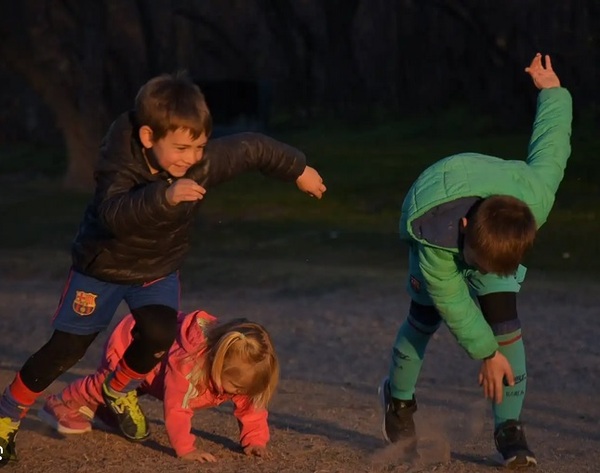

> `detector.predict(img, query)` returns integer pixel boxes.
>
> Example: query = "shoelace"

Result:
[114,392,145,428]
[0,417,18,439]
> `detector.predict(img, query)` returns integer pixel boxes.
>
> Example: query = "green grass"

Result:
[1,119,599,284]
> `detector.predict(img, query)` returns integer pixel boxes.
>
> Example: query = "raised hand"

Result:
[525,53,561,90]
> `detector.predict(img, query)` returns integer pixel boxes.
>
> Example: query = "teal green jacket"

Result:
[399,87,572,359]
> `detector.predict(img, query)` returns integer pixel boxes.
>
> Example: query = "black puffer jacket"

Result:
[71,112,306,284]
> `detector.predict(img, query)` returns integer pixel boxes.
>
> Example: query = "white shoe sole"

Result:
[493,451,538,469]
[38,408,92,435]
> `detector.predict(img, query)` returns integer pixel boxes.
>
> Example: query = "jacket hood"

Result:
[177,310,217,354]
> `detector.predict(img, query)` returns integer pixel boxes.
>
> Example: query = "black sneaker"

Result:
[378,377,418,455]
[0,417,19,465]
[101,382,149,441]
[494,420,537,469]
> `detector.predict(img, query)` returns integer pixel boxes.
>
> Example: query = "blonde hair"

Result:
[134,71,213,141]
[188,318,279,409]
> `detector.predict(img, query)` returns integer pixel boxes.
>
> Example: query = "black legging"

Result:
[19,304,178,393]
[20,330,99,392]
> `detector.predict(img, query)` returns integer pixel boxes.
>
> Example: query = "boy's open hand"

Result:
[165,178,207,206]
[478,351,515,404]
[525,53,561,90]
[244,445,270,458]
[181,449,217,463]
[296,166,327,199]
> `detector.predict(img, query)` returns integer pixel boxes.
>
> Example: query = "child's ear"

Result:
[138,125,154,148]
[460,217,468,231]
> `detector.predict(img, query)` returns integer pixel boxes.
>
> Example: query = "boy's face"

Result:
[140,126,208,177]
[462,242,489,275]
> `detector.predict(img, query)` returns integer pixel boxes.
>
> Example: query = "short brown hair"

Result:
[465,195,537,276]
[134,71,212,140]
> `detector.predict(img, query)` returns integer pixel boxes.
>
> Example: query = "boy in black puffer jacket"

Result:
[0,71,326,463]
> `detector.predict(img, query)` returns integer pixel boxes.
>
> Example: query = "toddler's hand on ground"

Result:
[165,178,206,205]
[180,449,217,463]
[296,165,327,199]
[525,53,561,90]
[244,445,270,458]
[478,351,515,404]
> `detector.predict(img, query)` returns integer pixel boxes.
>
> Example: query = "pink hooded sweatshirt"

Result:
[61,310,270,457]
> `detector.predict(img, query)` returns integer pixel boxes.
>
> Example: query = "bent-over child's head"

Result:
[134,71,212,177]
[204,319,279,409]
[461,195,536,276]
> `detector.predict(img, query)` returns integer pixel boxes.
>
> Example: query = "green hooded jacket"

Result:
[399,87,572,359]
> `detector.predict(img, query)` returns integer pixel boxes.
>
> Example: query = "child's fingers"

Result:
[194,183,207,195]
[202,453,218,462]
[495,381,504,404]
[529,53,541,70]
[504,370,515,387]
[544,55,553,71]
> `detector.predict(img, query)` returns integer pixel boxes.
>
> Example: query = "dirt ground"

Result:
[0,265,598,473]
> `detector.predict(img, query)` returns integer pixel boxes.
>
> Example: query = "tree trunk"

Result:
[59,113,104,191]
[0,0,108,191]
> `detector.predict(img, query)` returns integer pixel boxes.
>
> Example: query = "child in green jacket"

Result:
[380,53,571,469]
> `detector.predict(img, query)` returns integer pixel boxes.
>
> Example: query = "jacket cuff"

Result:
[471,340,500,360]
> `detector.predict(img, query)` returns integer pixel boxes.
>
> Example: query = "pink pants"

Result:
[59,314,154,412]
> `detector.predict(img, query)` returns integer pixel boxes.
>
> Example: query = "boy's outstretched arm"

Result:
[188,133,326,198]
[525,53,560,90]
[417,245,515,403]
[524,53,572,225]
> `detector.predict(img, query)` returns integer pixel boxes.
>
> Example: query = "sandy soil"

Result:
[0,269,598,473]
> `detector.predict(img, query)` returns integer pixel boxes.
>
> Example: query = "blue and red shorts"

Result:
[51,269,180,335]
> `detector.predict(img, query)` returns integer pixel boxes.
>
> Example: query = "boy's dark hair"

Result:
[465,195,537,276]
[134,71,212,140]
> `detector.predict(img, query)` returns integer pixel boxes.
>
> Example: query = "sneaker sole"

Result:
[101,404,150,442]
[378,377,391,443]
[116,426,150,442]
[493,452,538,469]
[38,408,92,435]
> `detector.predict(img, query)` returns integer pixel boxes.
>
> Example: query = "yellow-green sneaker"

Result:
[0,417,19,465]
[101,383,149,441]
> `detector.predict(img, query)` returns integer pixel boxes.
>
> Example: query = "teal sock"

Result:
[492,329,527,427]
[389,316,438,400]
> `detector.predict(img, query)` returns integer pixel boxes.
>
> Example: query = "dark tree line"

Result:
[0,0,597,190]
